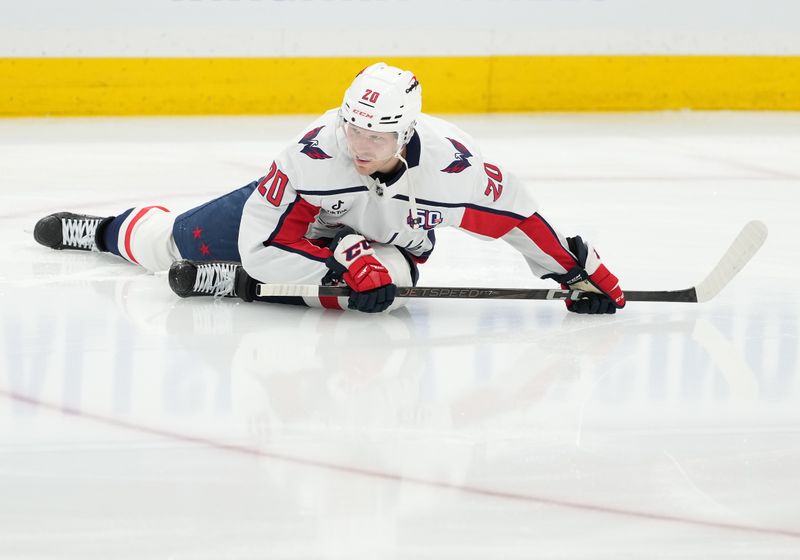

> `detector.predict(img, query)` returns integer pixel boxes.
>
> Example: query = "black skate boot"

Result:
[34,212,112,251]
[168,260,245,298]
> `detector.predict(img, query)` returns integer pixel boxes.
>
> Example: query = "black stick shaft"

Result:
[303,286,699,303]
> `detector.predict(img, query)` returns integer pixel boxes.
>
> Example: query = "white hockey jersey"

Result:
[238,110,580,288]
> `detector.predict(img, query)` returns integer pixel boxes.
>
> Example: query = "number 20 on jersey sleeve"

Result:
[257,162,288,206]
[483,162,503,202]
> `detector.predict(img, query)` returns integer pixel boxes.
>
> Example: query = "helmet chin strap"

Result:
[395,148,421,229]
[395,125,421,230]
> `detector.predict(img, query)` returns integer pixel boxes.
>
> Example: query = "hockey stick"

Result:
[256,220,768,304]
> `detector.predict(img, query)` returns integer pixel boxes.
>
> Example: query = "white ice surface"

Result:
[1,112,799,559]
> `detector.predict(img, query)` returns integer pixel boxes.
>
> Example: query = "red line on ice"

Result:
[2,387,799,540]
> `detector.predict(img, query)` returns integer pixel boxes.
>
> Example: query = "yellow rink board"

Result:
[1,55,799,116]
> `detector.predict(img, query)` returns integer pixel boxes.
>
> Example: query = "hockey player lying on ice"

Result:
[32,62,625,314]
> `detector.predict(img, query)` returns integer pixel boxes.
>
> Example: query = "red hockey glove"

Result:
[325,233,397,313]
[544,236,625,314]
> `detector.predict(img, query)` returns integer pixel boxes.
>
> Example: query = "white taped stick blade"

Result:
[694,220,768,303]
[256,284,321,298]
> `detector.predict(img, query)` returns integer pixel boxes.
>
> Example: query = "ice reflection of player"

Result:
[230,310,425,443]
[226,309,470,559]
[220,309,626,557]
[100,279,797,542]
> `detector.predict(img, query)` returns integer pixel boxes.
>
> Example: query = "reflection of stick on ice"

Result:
[692,319,759,400]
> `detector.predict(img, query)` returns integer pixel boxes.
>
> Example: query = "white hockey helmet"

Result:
[340,62,422,153]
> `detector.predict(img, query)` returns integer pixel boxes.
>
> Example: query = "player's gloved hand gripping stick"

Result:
[542,235,625,314]
[323,232,397,313]
[258,221,768,307]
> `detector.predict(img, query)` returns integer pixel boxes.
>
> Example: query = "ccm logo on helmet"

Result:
[353,109,374,119]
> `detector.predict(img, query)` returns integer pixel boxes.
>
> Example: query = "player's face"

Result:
[344,123,399,175]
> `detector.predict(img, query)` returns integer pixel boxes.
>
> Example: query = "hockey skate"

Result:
[34,212,111,252]
[168,260,244,298]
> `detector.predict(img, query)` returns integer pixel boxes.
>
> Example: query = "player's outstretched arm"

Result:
[453,159,625,314]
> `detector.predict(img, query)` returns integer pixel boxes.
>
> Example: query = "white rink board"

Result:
[1,0,799,56]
